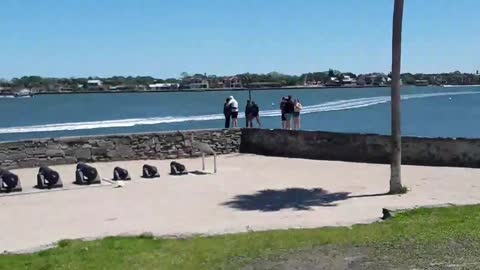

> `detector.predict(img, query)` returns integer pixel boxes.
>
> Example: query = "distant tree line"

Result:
[400,71,480,85]
[1,70,479,92]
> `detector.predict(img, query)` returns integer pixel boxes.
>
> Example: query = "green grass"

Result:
[2,205,480,270]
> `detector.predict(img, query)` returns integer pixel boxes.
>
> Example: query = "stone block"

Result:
[108,145,134,158]
[1,162,18,170]
[64,148,76,157]
[0,153,8,160]
[60,144,69,149]
[53,157,77,165]
[34,153,47,159]
[9,152,27,160]
[18,158,44,168]
[118,145,135,157]
[91,147,108,156]
[75,148,92,161]
[46,148,65,158]
[96,141,115,148]
[88,139,105,146]
[106,150,118,158]
[139,142,152,149]
[113,137,132,145]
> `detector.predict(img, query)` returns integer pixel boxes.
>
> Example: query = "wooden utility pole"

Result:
[390,0,404,194]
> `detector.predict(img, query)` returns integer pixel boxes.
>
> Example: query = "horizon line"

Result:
[2,69,479,81]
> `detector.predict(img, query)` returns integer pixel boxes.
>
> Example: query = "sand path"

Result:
[1,154,480,253]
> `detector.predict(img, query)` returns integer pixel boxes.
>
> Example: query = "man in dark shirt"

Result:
[284,95,295,130]
[251,101,261,128]
[280,97,287,129]
[245,100,253,128]
[224,98,231,128]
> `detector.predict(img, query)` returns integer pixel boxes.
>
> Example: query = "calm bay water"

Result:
[1,86,479,142]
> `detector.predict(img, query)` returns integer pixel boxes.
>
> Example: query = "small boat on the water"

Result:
[14,89,32,98]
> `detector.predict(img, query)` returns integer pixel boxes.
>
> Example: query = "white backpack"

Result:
[294,102,303,112]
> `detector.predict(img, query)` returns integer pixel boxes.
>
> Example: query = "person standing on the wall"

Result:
[223,97,232,128]
[245,100,253,128]
[227,96,239,128]
[293,98,303,130]
[251,101,262,128]
[284,95,295,130]
[280,97,287,129]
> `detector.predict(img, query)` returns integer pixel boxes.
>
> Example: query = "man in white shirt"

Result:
[227,96,239,127]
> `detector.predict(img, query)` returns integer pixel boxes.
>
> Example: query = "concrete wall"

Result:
[240,129,480,168]
[0,129,241,169]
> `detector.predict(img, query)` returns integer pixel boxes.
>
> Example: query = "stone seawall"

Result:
[4,128,480,170]
[240,129,480,168]
[0,129,241,169]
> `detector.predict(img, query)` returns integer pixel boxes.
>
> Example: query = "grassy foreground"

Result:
[2,205,480,269]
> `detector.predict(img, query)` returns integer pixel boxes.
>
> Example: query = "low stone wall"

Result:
[240,129,480,168]
[4,128,480,170]
[0,129,241,169]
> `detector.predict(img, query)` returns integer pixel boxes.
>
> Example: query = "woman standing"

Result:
[251,101,261,128]
[283,95,295,130]
[280,97,287,129]
[227,96,239,128]
[293,98,303,130]
[245,100,253,128]
[223,97,231,128]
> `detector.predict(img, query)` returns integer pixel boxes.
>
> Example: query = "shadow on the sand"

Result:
[222,188,390,212]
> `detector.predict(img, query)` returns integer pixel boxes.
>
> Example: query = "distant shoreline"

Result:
[31,85,391,95]
[3,84,480,97]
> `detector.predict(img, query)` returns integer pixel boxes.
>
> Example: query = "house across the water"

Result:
[415,80,429,86]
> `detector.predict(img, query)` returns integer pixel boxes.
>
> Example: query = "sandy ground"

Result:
[1,154,480,253]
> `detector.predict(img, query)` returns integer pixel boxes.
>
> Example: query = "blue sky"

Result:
[1,0,478,79]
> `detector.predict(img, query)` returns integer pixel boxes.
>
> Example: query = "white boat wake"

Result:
[0,91,478,134]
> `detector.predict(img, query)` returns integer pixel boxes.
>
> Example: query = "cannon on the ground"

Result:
[113,166,131,181]
[75,163,101,185]
[0,169,22,193]
[36,166,63,189]
[142,164,160,178]
[170,161,188,175]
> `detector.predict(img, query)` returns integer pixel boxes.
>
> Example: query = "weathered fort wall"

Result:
[2,128,480,169]
[0,129,241,169]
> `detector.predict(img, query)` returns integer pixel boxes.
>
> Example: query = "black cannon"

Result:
[0,169,22,193]
[75,163,101,185]
[142,164,160,178]
[113,167,131,181]
[170,161,188,175]
[37,166,63,189]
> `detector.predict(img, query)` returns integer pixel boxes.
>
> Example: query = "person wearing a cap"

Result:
[284,95,295,130]
[223,97,232,128]
[227,96,239,127]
